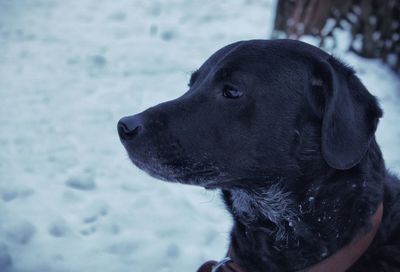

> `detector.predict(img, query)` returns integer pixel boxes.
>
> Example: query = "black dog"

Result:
[118,39,400,271]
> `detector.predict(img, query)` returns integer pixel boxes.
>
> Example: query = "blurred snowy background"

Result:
[0,0,399,271]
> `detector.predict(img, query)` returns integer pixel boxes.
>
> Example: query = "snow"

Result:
[65,176,97,191]
[0,1,399,272]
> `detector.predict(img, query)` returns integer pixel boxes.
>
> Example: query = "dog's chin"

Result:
[127,155,176,182]
[127,152,273,190]
[126,154,222,187]
[142,168,219,188]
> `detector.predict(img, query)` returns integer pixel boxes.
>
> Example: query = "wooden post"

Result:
[272,0,400,74]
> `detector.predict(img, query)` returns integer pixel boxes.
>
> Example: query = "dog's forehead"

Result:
[203,41,270,70]
[202,39,329,73]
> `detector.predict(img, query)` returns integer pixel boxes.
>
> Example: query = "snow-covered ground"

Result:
[0,1,399,271]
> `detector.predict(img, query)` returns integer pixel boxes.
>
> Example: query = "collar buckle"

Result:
[211,257,232,272]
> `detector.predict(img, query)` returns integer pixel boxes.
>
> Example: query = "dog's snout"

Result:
[118,116,142,141]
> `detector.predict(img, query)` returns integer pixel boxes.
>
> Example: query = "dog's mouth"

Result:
[172,168,221,182]
[122,132,276,190]
[127,150,226,186]
[204,177,274,190]
[126,147,276,190]
[204,181,235,190]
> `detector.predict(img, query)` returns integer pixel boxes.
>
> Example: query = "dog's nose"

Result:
[118,115,142,140]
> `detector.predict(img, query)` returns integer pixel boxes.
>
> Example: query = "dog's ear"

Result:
[308,56,383,170]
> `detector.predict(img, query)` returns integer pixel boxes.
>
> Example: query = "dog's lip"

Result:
[173,169,220,180]
[205,177,274,190]
[127,156,223,185]
[204,179,249,190]
[205,181,232,189]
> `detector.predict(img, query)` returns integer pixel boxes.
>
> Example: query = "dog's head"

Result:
[118,39,382,189]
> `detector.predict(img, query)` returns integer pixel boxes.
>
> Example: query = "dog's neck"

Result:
[229,184,298,243]
[223,174,384,271]
[220,139,386,271]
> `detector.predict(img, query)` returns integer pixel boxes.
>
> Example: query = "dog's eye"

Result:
[223,86,243,99]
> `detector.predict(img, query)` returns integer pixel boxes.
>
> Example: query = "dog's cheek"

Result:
[237,99,256,129]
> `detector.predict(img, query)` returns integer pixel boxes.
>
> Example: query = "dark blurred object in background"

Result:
[272,0,400,73]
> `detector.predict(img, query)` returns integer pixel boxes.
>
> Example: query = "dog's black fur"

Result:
[118,39,400,271]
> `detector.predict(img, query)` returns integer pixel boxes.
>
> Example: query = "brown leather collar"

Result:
[197,202,383,272]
